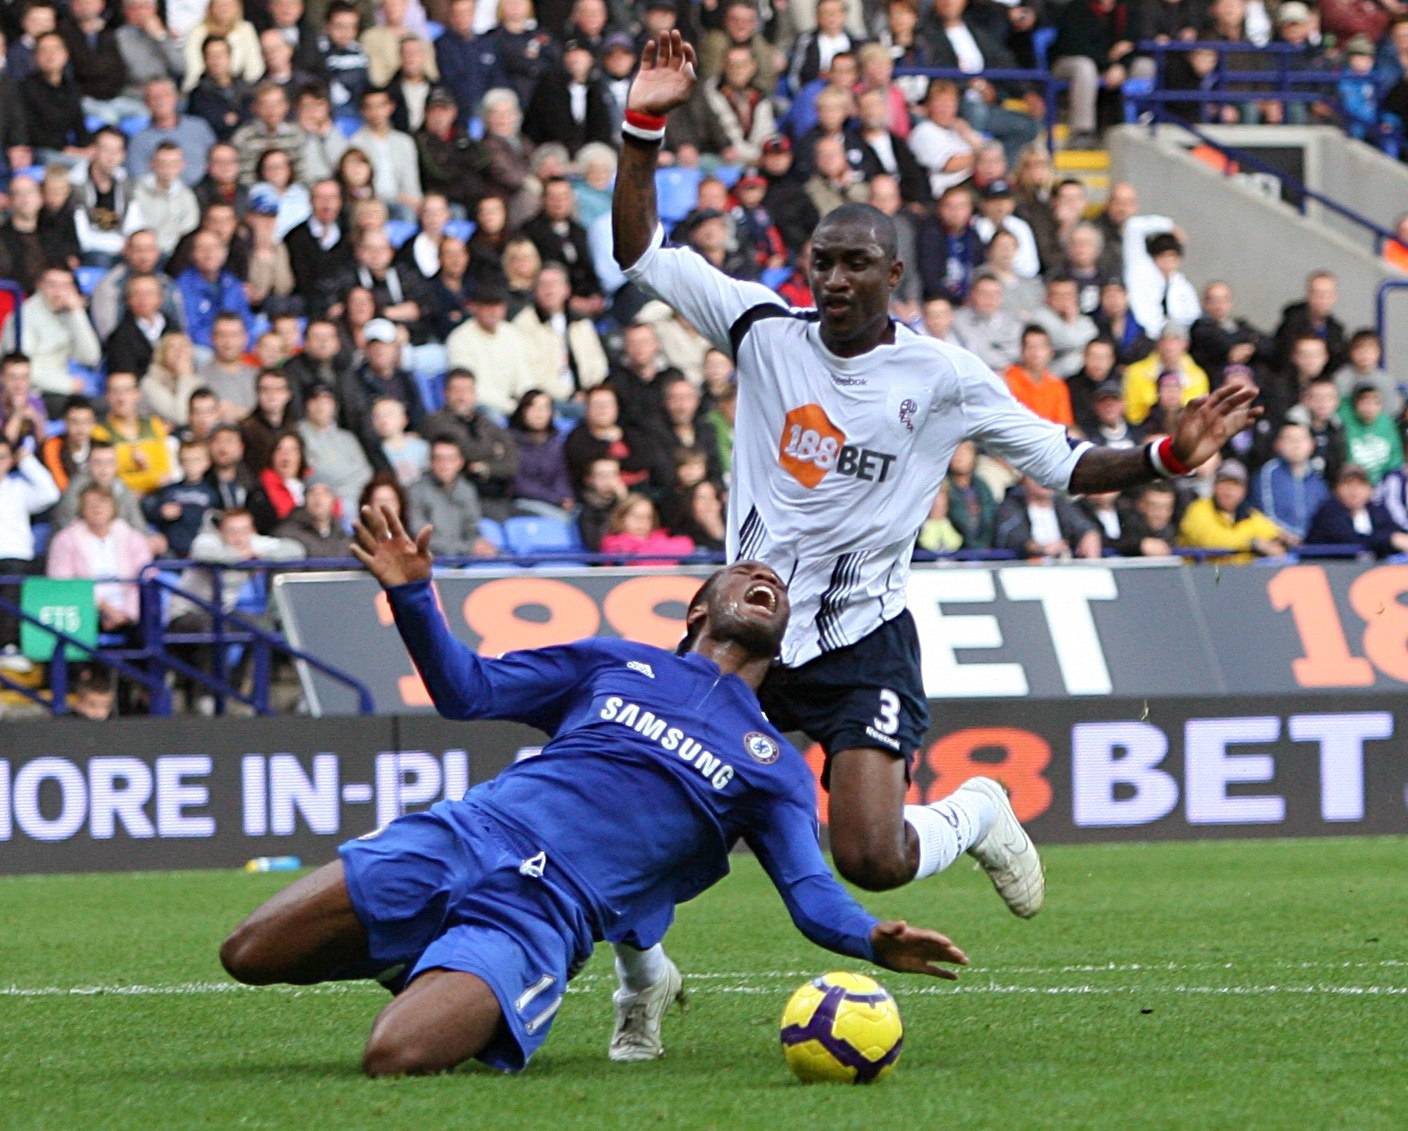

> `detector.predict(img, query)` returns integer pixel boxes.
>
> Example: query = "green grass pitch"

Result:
[2,837,1404,1130]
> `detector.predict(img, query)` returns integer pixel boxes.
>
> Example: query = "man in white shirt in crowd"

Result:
[907,79,981,197]
[127,140,201,254]
[349,85,422,218]
[445,285,536,416]
[0,434,62,669]
[5,268,102,407]
[513,263,610,403]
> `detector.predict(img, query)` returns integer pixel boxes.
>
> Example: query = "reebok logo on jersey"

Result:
[778,403,897,489]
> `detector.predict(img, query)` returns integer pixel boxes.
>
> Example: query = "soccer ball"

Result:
[778,972,903,1084]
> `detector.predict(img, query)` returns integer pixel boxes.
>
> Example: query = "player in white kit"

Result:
[605,32,1260,1060]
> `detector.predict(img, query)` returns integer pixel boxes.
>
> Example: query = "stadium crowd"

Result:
[2,0,1408,697]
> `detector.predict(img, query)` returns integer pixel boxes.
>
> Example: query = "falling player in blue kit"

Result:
[218,504,969,1076]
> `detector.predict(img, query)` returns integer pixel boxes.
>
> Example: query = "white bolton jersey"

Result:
[625,227,1091,667]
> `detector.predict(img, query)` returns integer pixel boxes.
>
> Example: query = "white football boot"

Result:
[608,957,685,1062]
[960,776,1045,918]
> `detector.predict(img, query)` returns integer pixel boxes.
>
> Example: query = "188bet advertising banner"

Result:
[3,696,1406,874]
[274,560,1408,716]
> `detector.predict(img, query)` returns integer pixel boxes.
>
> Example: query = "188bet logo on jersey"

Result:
[778,404,897,489]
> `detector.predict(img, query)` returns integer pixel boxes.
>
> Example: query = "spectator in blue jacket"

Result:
[1338,35,1382,141]
[175,228,254,348]
[1305,464,1408,558]
[141,437,219,555]
[1251,421,1329,540]
[435,0,504,128]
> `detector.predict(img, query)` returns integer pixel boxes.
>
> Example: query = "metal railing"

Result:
[1124,102,1400,255]
[1377,279,1408,361]
[893,65,1066,151]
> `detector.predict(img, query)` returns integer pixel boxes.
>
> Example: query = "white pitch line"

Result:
[3,980,1405,1000]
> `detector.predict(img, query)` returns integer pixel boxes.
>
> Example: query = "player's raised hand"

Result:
[1169,383,1262,470]
[869,920,969,980]
[351,504,433,588]
[627,30,698,118]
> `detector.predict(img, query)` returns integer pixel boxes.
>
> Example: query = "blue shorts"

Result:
[338,800,594,1072]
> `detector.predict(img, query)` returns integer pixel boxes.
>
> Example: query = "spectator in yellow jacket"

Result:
[1123,322,1210,426]
[1177,458,1291,563]
[93,369,174,496]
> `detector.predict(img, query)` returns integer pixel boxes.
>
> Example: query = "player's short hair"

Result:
[676,571,726,656]
[812,202,899,264]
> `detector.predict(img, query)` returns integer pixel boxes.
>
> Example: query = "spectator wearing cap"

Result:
[1338,33,1385,137]
[175,229,253,349]
[524,38,614,156]
[1251,420,1330,540]
[386,32,437,133]
[759,135,821,252]
[1177,458,1291,563]
[348,86,422,218]
[700,0,782,92]
[1122,322,1210,427]
[974,181,1041,280]
[128,141,201,255]
[513,264,609,403]
[340,318,425,456]
[598,33,639,139]
[1085,377,1144,450]
[297,382,372,517]
[1004,324,1075,429]
[1341,383,1402,485]
[435,0,505,127]
[951,271,1022,372]
[995,474,1102,559]
[1189,280,1272,380]
[1305,464,1408,558]
[445,288,537,416]
[415,86,492,210]
[520,179,604,315]
[242,184,297,312]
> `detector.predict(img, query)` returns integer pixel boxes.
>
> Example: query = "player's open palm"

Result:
[1171,383,1261,469]
[628,31,698,117]
[870,920,969,980]
[352,504,433,589]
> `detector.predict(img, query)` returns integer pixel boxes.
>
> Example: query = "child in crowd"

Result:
[1341,384,1403,484]
[141,438,219,556]
[371,397,429,487]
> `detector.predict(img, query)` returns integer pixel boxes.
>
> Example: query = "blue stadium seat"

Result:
[385,219,417,248]
[425,19,445,40]
[335,115,361,138]
[248,312,271,341]
[31,523,52,557]
[761,265,791,292]
[1033,26,1058,71]
[655,167,702,226]
[84,113,106,135]
[68,363,104,395]
[412,369,444,413]
[504,515,581,555]
[479,517,505,550]
[118,113,150,136]
[1122,77,1154,123]
[76,266,106,296]
[712,164,742,188]
[444,218,476,241]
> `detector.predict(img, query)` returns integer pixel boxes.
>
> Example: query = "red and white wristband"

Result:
[1146,435,1193,478]
[623,108,667,143]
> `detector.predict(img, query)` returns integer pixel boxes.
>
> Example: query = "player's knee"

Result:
[219,923,275,985]
[831,839,911,892]
[362,1029,443,1077]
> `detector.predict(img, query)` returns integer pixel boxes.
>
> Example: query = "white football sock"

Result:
[905,785,998,880]
[613,941,669,993]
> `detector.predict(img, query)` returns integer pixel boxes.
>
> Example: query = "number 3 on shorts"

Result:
[873,689,900,736]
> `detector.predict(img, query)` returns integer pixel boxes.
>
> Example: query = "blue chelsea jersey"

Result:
[386,580,878,961]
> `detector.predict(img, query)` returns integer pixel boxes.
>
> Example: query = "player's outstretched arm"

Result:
[1067,384,1261,494]
[869,921,969,980]
[612,31,697,271]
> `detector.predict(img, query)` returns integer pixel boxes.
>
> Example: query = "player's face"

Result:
[809,221,902,346]
[694,561,790,657]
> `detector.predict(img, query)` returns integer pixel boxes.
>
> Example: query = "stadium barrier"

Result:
[4,692,1406,874]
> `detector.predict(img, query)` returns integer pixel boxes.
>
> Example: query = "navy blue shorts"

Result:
[338,801,593,1072]
[759,609,929,790]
